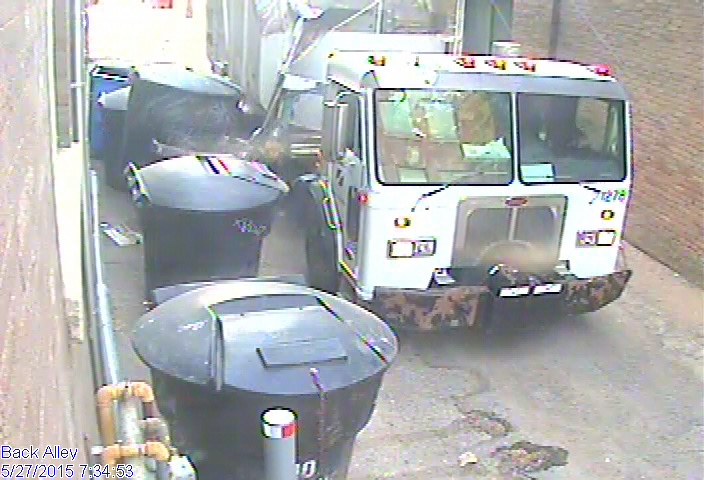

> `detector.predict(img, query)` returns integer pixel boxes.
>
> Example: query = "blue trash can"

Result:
[88,63,134,159]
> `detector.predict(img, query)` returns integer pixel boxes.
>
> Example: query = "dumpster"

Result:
[116,63,265,190]
[99,86,132,189]
[127,155,289,299]
[148,274,307,308]
[131,280,399,480]
[89,62,134,159]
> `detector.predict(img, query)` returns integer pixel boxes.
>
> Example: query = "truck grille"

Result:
[452,196,566,272]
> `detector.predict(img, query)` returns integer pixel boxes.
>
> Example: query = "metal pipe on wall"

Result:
[89,171,122,385]
[116,396,150,479]
[548,0,562,57]
[73,0,103,390]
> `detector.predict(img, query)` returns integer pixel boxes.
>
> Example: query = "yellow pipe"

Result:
[96,386,119,446]
[96,382,156,446]
[101,441,171,468]
[118,381,155,403]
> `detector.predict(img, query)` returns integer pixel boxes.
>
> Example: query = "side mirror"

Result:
[333,103,350,158]
[237,97,252,114]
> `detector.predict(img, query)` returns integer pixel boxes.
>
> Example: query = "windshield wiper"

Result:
[410,172,485,212]
[411,184,450,212]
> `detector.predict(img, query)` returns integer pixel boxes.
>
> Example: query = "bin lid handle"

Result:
[125,162,151,204]
[315,296,390,365]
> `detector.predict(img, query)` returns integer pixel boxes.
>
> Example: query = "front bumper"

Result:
[365,268,633,331]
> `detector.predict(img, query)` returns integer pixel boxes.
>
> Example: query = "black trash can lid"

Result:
[98,86,131,111]
[90,59,136,78]
[135,63,242,96]
[134,155,289,211]
[131,281,398,395]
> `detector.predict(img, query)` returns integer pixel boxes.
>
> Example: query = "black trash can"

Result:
[131,280,399,480]
[99,86,131,189]
[88,62,134,159]
[114,63,265,190]
[128,155,289,300]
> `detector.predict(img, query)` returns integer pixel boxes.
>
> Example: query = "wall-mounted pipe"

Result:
[99,441,171,468]
[548,0,563,57]
[142,418,172,447]
[96,388,117,447]
[118,396,151,479]
[90,170,121,385]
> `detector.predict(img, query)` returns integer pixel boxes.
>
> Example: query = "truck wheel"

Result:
[305,225,339,294]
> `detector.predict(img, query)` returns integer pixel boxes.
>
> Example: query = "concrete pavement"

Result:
[85,0,704,478]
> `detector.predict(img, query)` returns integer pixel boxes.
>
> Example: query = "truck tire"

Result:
[305,224,339,294]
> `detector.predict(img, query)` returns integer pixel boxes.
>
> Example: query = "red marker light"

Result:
[589,63,611,76]
[455,56,475,68]
[516,61,536,72]
[358,192,369,204]
[505,197,528,207]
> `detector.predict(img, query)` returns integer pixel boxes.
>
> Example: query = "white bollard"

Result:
[262,408,298,480]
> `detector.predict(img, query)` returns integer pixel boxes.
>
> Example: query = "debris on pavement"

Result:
[493,440,568,476]
[458,450,479,467]
[100,222,143,246]
[464,410,513,438]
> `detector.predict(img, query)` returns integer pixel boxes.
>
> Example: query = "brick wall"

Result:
[0,0,81,456]
[513,0,704,286]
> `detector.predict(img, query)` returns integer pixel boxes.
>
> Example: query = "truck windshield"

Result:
[306,0,457,35]
[517,94,627,184]
[374,89,513,185]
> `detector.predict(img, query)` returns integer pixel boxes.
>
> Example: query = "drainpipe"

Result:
[72,0,88,163]
[46,0,59,158]
[548,0,562,57]
[374,0,384,34]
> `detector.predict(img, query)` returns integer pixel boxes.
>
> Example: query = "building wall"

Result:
[0,0,80,453]
[513,0,704,286]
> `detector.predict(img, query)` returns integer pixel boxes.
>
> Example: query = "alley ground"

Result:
[88,1,704,478]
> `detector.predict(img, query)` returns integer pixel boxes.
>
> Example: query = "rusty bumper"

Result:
[363,269,632,331]
[367,285,490,331]
[562,269,633,315]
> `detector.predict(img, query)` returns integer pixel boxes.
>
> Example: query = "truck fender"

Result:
[289,174,337,233]
[289,174,341,293]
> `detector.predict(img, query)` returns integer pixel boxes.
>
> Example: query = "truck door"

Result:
[330,94,364,270]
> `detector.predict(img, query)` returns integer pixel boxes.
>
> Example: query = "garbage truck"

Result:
[205,0,466,179]
[289,47,634,330]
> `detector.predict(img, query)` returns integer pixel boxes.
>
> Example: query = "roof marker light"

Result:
[455,56,475,68]
[487,59,508,70]
[588,63,611,76]
[516,60,536,72]
[368,55,386,66]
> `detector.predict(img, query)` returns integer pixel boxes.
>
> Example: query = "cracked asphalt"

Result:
[89,1,704,478]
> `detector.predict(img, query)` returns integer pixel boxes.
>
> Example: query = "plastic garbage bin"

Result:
[148,274,307,307]
[99,86,131,189]
[89,63,134,159]
[127,155,289,299]
[118,63,265,187]
[131,280,399,480]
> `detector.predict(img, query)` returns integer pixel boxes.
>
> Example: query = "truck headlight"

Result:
[388,239,436,258]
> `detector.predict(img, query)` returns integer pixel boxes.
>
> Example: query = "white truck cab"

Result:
[294,48,633,330]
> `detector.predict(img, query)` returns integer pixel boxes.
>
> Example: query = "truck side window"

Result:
[338,95,361,159]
